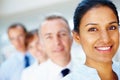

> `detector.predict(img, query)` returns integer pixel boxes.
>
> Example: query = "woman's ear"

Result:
[72,31,81,44]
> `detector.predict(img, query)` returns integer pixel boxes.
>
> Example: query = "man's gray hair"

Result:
[38,13,71,38]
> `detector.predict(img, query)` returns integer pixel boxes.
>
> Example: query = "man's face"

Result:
[40,19,72,62]
[8,26,26,51]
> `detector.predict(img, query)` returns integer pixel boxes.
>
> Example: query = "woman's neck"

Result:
[85,60,118,80]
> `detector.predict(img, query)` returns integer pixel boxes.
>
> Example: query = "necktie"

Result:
[24,55,30,68]
[61,68,70,77]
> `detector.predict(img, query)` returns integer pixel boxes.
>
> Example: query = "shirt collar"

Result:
[46,59,72,74]
[15,51,25,61]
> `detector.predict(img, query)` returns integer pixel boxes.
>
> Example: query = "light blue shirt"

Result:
[62,61,120,80]
[0,51,35,80]
[0,53,5,66]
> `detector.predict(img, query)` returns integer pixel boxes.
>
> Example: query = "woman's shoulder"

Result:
[62,64,100,80]
[112,61,120,79]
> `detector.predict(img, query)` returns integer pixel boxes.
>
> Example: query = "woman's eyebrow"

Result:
[109,21,118,24]
[85,23,98,27]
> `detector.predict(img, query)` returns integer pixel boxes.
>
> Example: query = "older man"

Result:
[35,14,73,80]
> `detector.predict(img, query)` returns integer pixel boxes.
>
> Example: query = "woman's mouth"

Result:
[95,46,112,53]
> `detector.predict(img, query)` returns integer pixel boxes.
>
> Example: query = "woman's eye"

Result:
[88,28,97,32]
[108,26,117,30]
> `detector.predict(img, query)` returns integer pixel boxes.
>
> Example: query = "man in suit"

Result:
[36,14,73,80]
[0,23,34,80]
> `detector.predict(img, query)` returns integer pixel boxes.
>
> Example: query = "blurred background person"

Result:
[36,14,73,80]
[21,29,48,80]
[0,23,35,80]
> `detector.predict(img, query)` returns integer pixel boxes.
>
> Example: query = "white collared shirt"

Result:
[62,61,120,80]
[35,59,73,80]
[21,61,46,80]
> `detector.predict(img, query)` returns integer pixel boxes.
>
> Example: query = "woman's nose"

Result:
[100,30,111,43]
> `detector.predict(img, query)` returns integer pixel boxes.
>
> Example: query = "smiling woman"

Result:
[62,0,120,80]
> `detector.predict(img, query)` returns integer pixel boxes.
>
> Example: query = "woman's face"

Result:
[28,34,47,61]
[27,34,39,58]
[73,6,119,64]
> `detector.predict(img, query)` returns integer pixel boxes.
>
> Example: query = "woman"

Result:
[21,29,48,80]
[25,29,47,64]
[63,0,120,80]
